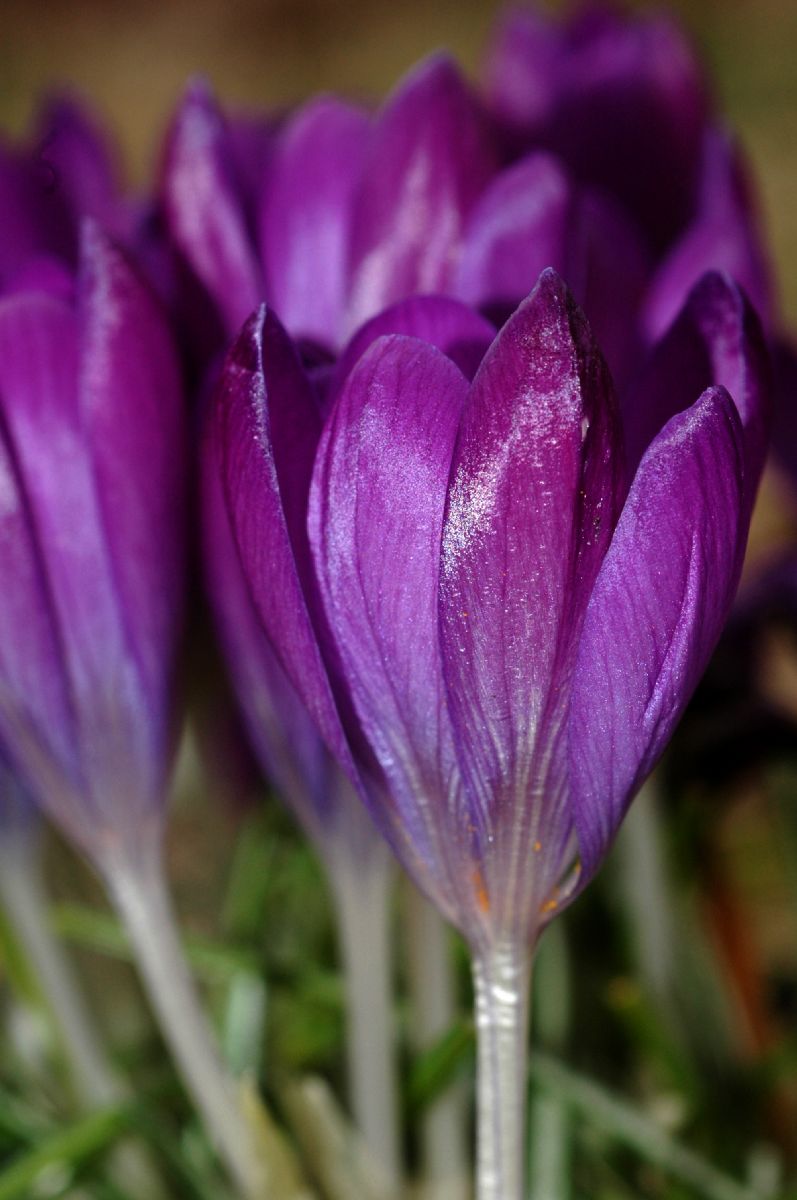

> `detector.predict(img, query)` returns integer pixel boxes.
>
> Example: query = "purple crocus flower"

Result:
[215,263,769,1198]
[484,4,709,250]
[482,5,773,344]
[161,8,772,400]
[0,221,186,864]
[0,223,265,1192]
[158,54,661,389]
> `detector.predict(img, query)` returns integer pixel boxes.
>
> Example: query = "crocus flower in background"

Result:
[0,223,262,1196]
[214,262,770,1198]
[202,412,401,1181]
[484,4,769,303]
[161,4,772,397]
[0,223,185,864]
[0,94,132,293]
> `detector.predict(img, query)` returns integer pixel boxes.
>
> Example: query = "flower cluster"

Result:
[0,5,783,1198]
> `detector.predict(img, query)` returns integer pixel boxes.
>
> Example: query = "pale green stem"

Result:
[615,774,679,1026]
[528,923,571,1200]
[100,846,262,1199]
[0,834,167,1198]
[471,941,532,1200]
[404,882,468,1200]
[0,834,120,1108]
[330,858,401,1191]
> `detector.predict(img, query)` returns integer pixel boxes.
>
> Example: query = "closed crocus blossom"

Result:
[306,270,768,1199]
[162,25,772,406]
[162,55,498,356]
[211,290,497,1178]
[0,223,261,1195]
[202,407,401,1178]
[483,5,774,348]
[161,58,644,380]
[216,264,769,1198]
[0,222,185,859]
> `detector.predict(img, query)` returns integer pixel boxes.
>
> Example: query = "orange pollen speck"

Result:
[533,840,542,852]
[541,898,558,914]
[473,869,490,913]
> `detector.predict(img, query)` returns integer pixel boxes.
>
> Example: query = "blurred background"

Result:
[0,1,796,1197]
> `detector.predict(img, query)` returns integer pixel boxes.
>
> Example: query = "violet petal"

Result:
[568,386,745,878]
[346,55,497,333]
[623,271,771,505]
[332,293,495,396]
[215,305,353,776]
[78,222,186,747]
[454,152,572,314]
[161,79,262,337]
[309,333,469,909]
[643,129,774,342]
[0,291,159,846]
[438,270,624,918]
[202,420,333,843]
[35,94,127,241]
[260,96,369,351]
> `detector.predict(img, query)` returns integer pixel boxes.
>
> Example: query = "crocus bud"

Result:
[0,221,186,868]
[306,269,768,950]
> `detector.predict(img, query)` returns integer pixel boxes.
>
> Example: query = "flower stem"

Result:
[404,883,468,1200]
[0,833,169,1198]
[616,775,679,1027]
[0,833,120,1108]
[471,941,532,1200]
[529,923,571,1200]
[101,846,261,1198]
[331,856,400,1190]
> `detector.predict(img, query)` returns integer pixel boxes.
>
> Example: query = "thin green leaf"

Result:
[532,1052,768,1200]
[405,1018,474,1114]
[0,1103,132,1200]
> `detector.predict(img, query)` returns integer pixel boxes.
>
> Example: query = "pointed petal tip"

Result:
[397,50,465,94]
[180,74,217,110]
[498,266,599,380]
[223,302,269,375]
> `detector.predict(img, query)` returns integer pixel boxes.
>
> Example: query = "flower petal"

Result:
[202,419,332,845]
[569,189,650,389]
[160,79,262,337]
[545,10,709,251]
[0,289,166,851]
[0,144,72,287]
[0,382,78,792]
[622,271,771,506]
[454,153,572,315]
[642,130,773,342]
[215,305,353,776]
[35,95,126,240]
[332,294,495,395]
[78,222,186,747]
[568,386,745,878]
[259,97,369,351]
[309,333,469,916]
[482,7,560,135]
[346,55,497,333]
[439,271,624,842]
